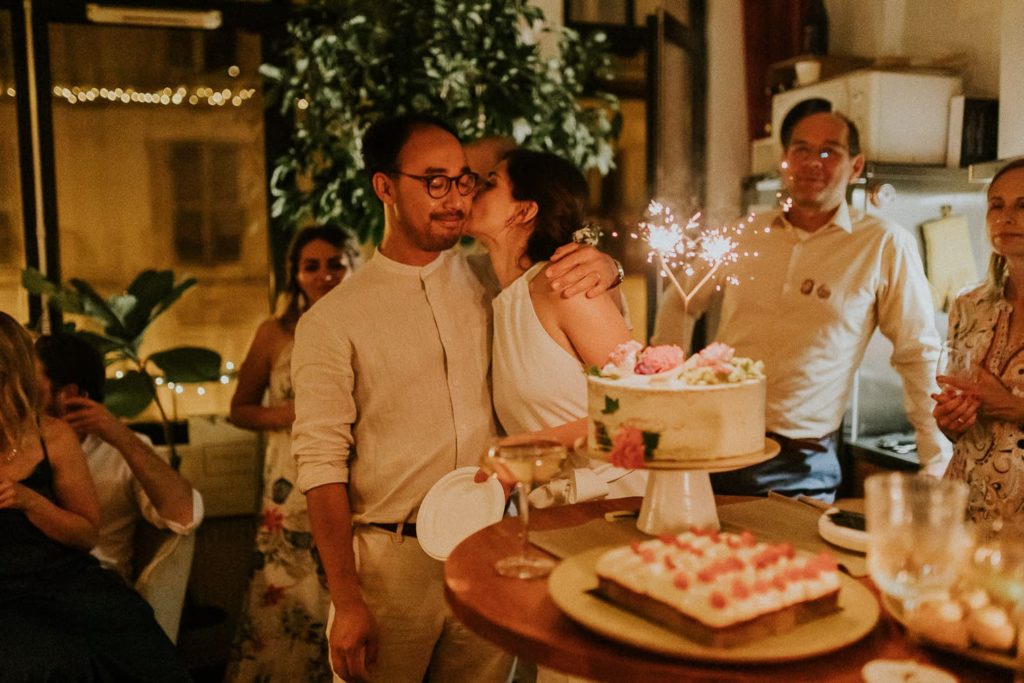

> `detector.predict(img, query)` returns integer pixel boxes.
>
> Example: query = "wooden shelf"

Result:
[767,54,871,92]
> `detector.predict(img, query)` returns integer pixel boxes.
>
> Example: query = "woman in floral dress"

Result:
[226,226,356,681]
[934,159,1024,523]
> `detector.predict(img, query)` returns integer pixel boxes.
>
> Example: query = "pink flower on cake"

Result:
[609,426,646,469]
[634,345,685,375]
[606,340,643,370]
[695,342,736,375]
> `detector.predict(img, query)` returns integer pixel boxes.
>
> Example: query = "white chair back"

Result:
[133,528,196,643]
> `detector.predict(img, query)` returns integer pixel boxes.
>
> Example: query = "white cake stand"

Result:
[630,438,780,535]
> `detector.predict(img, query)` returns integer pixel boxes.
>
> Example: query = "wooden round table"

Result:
[444,497,1011,682]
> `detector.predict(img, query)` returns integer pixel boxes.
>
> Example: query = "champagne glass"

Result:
[865,473,971,611]
[937,342,977,392]
[485,439,567,579]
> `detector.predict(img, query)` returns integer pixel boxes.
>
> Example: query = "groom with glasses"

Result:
[292,112,621,682]
[386,169,479,198]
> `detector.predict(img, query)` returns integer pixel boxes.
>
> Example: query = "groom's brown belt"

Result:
[368,522,417,538]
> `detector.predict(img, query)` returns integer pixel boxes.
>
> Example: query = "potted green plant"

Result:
[22,267,223,467]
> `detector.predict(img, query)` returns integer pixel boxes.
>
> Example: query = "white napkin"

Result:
[527,460,646,508]
[529,479,571,509]
[568,468,610,503]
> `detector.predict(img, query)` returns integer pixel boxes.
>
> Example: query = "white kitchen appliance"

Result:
[771,69,962,165]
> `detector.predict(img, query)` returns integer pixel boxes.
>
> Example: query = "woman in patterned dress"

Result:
[226,226,356,682]
[933,159,1024,523]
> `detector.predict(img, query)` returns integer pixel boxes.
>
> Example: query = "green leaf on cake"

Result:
[594,421,612,450]
[641,431,661,460]
[601,396,620,415]
[586,365,602,377]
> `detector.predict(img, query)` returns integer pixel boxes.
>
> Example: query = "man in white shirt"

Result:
[36,334,203,582]
[653,101,949,501]
[293,113,620,682]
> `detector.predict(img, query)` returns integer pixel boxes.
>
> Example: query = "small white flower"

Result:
[512,118,532,144]
[572,224,601,246]
[517,18,544,46]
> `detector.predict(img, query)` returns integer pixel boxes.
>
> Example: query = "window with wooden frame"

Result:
[167,140,246,265]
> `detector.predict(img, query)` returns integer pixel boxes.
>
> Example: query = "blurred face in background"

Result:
[296,238,347,307]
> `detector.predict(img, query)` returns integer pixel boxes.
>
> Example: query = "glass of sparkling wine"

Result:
[485,439,567,579]
[937,342,977,393]
[865,473,971,611]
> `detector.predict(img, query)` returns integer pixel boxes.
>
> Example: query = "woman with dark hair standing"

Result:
[227,225,356,682]
[468,149,645,506]
[934,159,1024,523]
[0,311,190,681]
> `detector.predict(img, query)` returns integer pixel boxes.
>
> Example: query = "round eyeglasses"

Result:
[389,170,478,199]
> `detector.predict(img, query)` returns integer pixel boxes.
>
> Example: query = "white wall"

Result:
[704,0,748,222]
[531,0,563,57]
[828,0,1024,159]
[532,0,561,22]
[827,0,1002,97]
[999,0,1024,159]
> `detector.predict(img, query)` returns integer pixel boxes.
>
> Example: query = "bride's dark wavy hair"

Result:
[502,149,589,263]
[0,311,41,455]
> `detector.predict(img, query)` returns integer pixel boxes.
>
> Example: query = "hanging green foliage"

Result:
[264,0,620,245]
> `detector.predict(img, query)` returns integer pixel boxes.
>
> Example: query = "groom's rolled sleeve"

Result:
[291,305,357,492]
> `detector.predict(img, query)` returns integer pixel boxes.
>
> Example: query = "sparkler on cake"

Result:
[632,200,751,316]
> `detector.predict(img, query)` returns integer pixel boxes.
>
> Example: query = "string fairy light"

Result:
[107,359,239,403]
[0,81,257,108]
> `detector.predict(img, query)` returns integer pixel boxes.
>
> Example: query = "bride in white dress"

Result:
[467,149,646,506]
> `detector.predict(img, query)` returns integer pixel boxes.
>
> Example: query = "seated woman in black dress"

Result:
[0,311,191,682]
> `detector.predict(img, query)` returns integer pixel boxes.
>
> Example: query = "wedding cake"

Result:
[587,342,765,467]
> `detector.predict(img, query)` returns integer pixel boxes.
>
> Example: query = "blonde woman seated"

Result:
[0,311,189,681]
[468,149,646,505]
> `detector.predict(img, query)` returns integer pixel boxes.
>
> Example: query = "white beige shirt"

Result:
[83,434,204,581]
[653,202,951,474]
[291,249,497,523]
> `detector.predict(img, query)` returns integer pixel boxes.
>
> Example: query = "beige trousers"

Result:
[329,526,513,683]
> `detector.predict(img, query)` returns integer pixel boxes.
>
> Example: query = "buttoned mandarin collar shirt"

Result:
[655,201,950,474]
[291,248,497,524]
